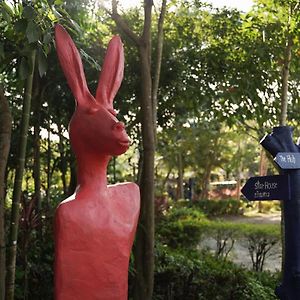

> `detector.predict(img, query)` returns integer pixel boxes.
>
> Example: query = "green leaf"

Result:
[2,2,14,16]
[14,19,28,34]
[0,43,4,60]
[69,19,82,34]
[37,48,47,77]
[19,57,30,80]
[51,6,62,19]
[1,7,11,22]
[23,6,37,19]
[54,0,63,5]
[43,32,52,44]
[26,21,41,43]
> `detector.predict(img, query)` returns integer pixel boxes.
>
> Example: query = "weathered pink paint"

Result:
[54,24,140,300]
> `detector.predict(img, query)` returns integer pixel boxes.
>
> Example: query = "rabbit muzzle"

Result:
[112,121,130,148]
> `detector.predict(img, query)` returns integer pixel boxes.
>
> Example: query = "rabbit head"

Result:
[55,24,129,157]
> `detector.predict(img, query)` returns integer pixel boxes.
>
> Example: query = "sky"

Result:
[208,0,254,12]
[121,0,254,12]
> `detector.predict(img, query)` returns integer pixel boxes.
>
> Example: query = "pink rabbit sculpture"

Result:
[54,24,140,300]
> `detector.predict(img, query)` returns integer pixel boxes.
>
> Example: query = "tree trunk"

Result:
[236,164,242,201]
[279,35,292,126]
[136,143,143,185]
[32,79,42,211]
[45,115,52,206]
[279,23,293,276]
[152,0,167,142]
[67,151,77,196]
[258,148,268,212]
[133,34,155,300]
[6,50,36,300]
[33,119,42,209]
[0,85,12,300]
[111,0,167,297]
[177,152,184,199]
[162,166,172,191]
[200,161,212,201]
[235,141,242,201]
[57,123,68,195]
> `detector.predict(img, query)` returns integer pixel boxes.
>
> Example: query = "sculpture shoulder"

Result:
[55,182,140,215]
[109,182,140,198]
[108,182,140,212]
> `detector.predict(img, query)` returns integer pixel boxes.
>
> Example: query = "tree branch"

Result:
[142,0,153,45]
[152,0,167,143]
[111,0,141,46]
[280,3,294,126]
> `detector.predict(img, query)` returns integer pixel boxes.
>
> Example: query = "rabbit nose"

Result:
[113,122,125,131]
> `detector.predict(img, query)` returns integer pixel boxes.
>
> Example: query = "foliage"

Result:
[206,220,239,259]
[190,199,245,217]
[255,201,281,213]
[157,204,281,272]
[14,190,63,299]
[0,0,65,81]
[156,206,208,249]
[153,243,279,300]
[240,223,281,272]
[2,0,295,298]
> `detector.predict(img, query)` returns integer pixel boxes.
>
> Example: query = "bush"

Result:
[14,191,63,299]
[157,206,281,271]
[190,199,245,217]
[239,223,281,272]
[154,243,202,300]
[163,205,206,221]
[257,201,281,213]
[206,220,239,259]
[206,222,281,269]
[156,207,209,249]
[153,243,279,300]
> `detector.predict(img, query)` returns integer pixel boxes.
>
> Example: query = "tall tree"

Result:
[5,49,36,300]
[109,0,167,298]
[276,0,299,273]
[0,86,12,300]
[152,0,167,141]
[0,1,69,297]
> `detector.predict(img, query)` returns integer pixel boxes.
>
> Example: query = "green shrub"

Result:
[157,205,281,272]
[156,207,209,249]
[239,223,281,272]
[164,206,206,221]
[207,220,240,259]
[195,253,278,300]
[153,243,279,300]
[256,201,281,213]
[154,243,202,300]
[190,199,245,217]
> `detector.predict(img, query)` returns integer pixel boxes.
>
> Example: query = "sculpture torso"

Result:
[54,25,140,300]
[55,183,140,300]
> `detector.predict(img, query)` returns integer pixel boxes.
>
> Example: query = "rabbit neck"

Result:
[76,154,110,193]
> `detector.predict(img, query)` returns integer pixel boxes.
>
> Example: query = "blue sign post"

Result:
[242,175,289,201]
[242,126,300,300]
[274,152,300,170]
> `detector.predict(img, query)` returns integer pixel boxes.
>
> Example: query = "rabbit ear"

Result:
[96,36,124,108]
[55,24,92,107]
